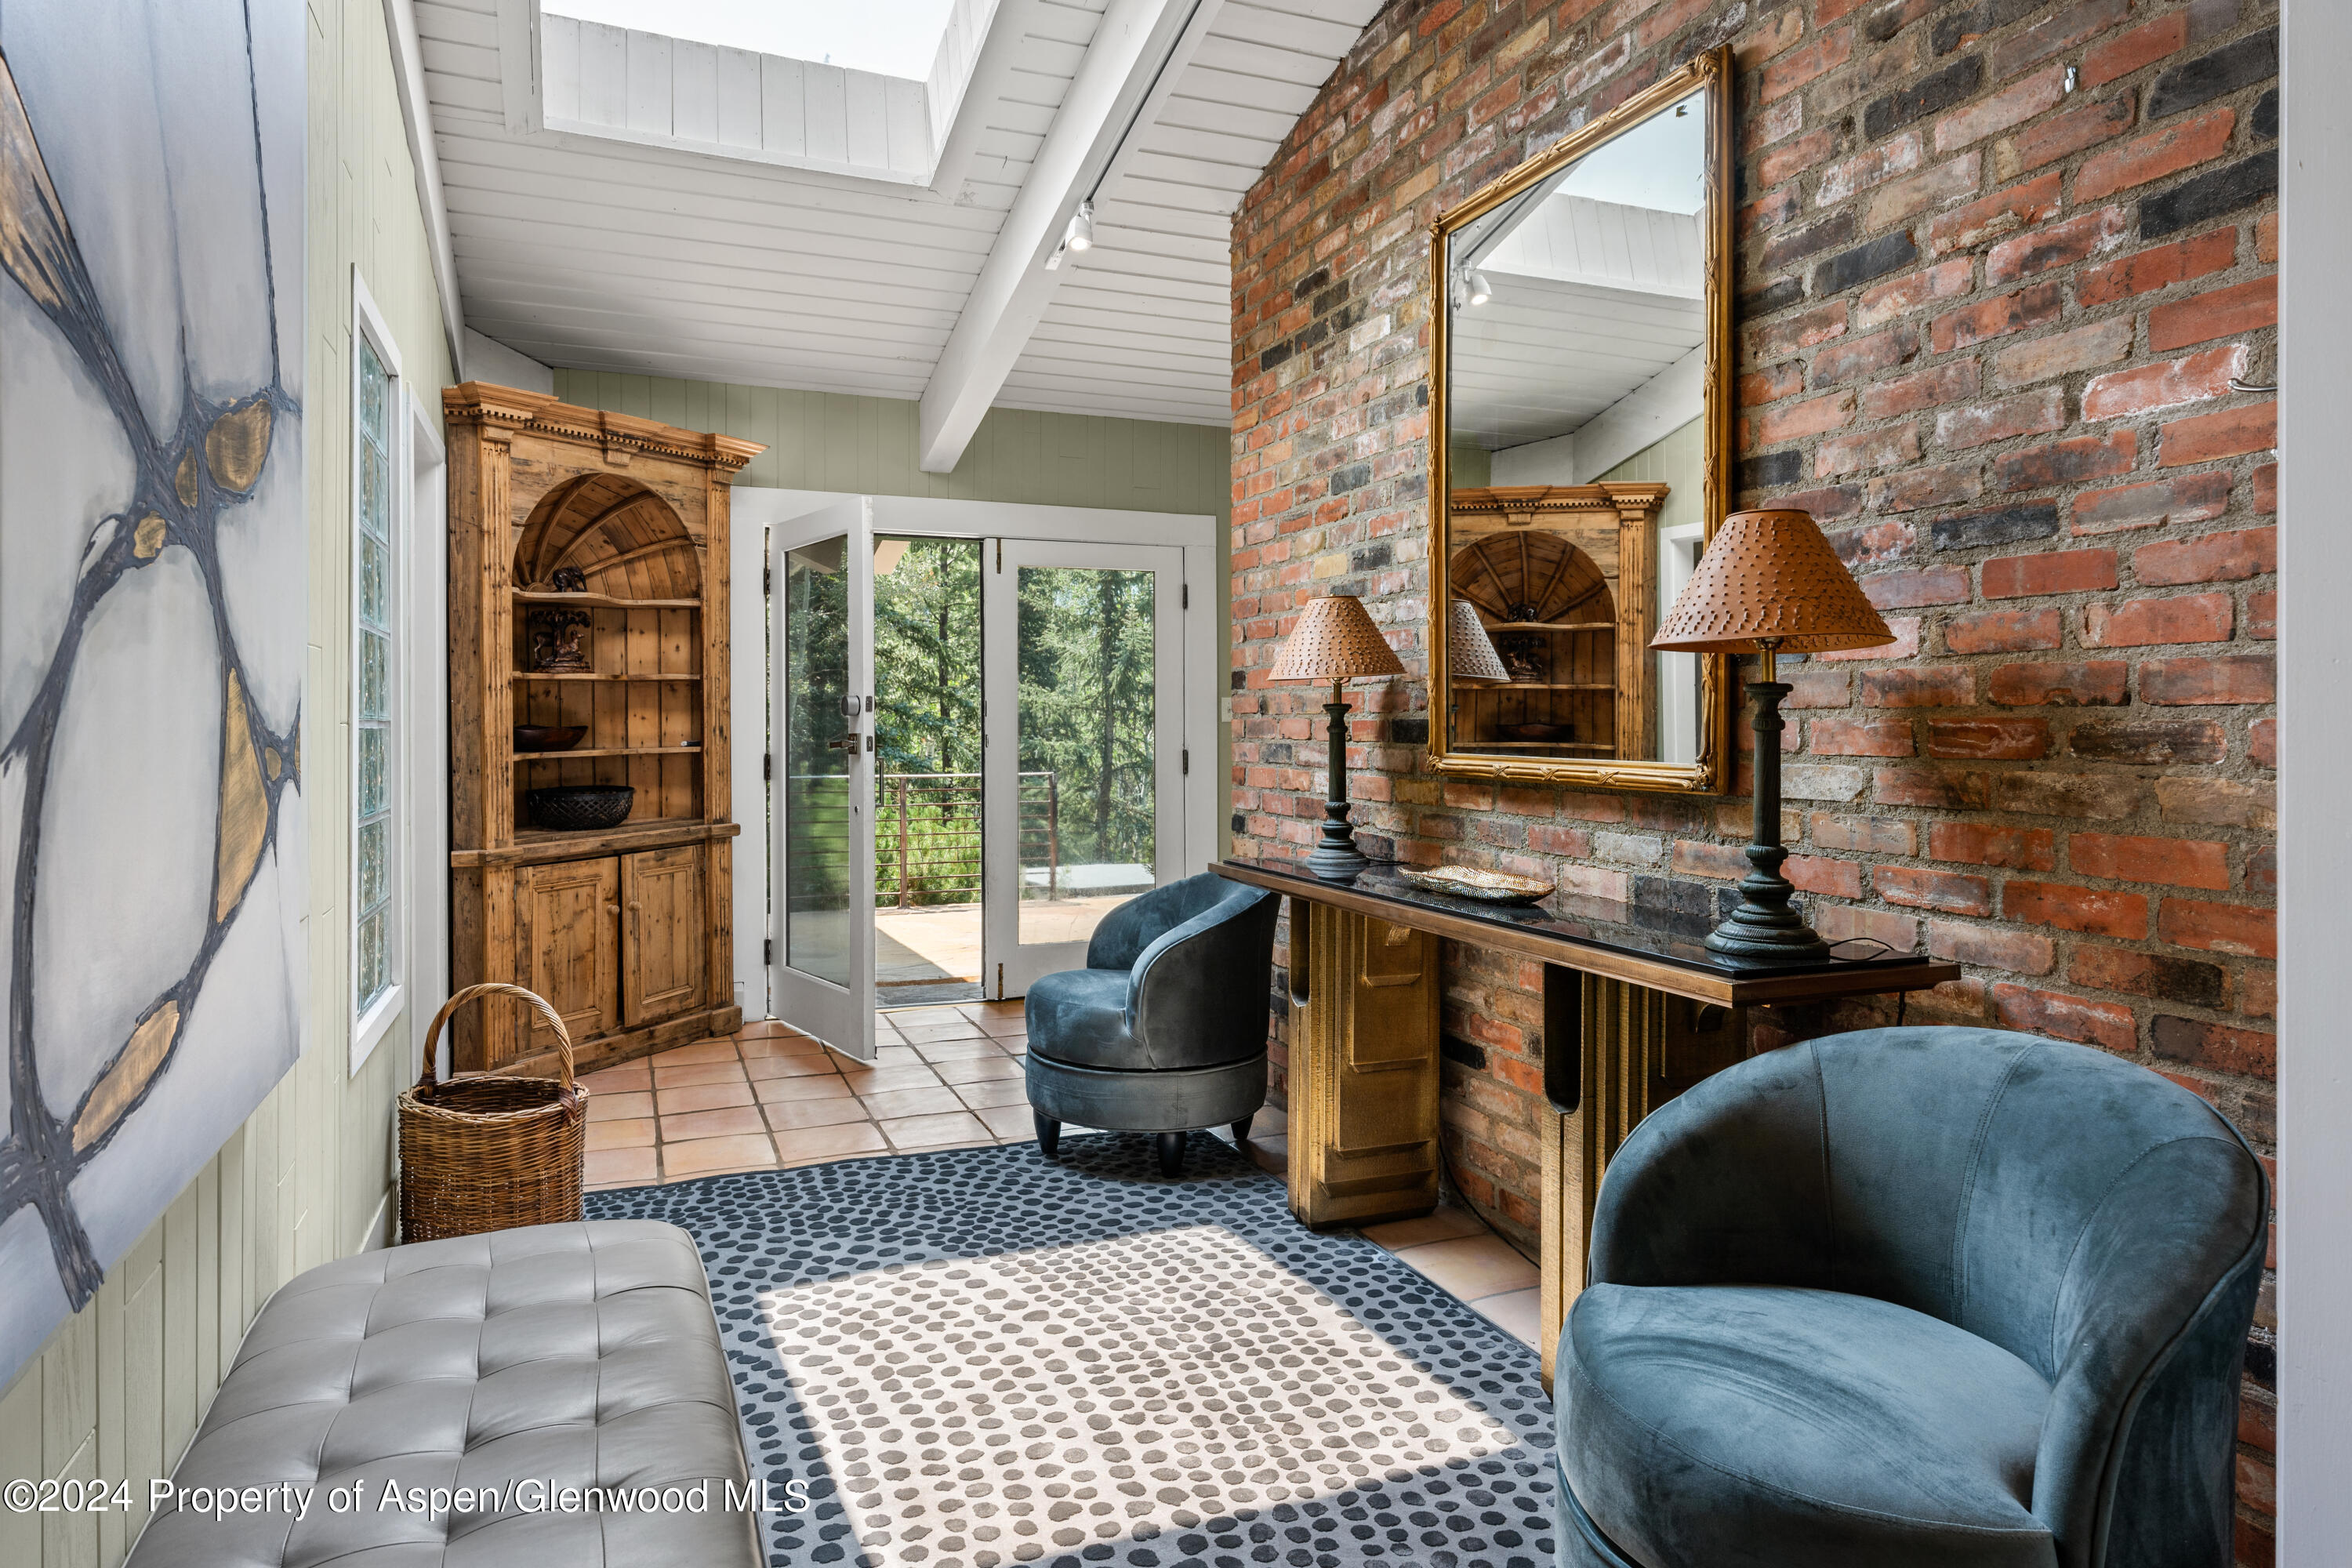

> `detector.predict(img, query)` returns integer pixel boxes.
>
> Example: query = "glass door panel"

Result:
[769,500,877,1060]
[983,541,1182,999]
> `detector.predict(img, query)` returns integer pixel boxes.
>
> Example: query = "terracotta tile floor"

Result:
[581,1000,1543,1349]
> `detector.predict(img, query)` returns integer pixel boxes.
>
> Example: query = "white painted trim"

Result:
[2279,0,2341,1555]
[348,272,408,1077]
[496,0,544,134]
[379,0,465,372]
[927,0,1040,197]
[916,0,1224,473]
[405,394,452,1081]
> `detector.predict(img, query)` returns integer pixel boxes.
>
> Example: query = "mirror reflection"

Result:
[1443,86,1712,768]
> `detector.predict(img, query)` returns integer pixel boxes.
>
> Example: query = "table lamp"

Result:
[1652,508,1894,965]
[1447,599,1510,684]
[1271,593,1406,880]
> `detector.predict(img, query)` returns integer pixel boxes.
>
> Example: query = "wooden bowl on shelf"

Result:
[1498,723,1574,742]
[524,785,634,832]
[514,724,587,753]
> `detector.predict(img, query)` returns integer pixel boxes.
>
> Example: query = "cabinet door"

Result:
[510,858,620,1062]
[622,846,706,1025]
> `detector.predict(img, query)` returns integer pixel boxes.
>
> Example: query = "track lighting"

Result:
[1066,200,1095,252]
[1467,269,1492,307]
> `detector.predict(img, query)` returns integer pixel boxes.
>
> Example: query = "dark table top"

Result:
[1215,857,1960,1007]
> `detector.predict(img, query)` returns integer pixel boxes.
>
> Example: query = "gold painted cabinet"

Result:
[445,385,758,1075]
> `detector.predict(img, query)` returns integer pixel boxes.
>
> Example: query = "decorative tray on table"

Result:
[1394,866,1557,906]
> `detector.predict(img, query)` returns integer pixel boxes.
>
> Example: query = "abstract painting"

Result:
[0,0,305,1385]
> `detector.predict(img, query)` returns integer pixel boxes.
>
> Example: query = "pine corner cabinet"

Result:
[443,384,762,1076]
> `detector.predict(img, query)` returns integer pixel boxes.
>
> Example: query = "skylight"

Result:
[546,0,958,79]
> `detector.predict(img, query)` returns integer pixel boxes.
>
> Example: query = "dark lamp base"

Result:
[1707,675,1833,966]
[1309,693,1370,882]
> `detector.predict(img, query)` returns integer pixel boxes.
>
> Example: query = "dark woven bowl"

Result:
[514,724,586,753]
[525,785,634,832]
[1500,723,1573,742]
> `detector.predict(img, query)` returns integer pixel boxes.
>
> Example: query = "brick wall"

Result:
[1228,0,2278,1555]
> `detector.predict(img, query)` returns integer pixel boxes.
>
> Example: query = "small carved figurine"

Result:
[549,566,588,593]
[526,608,593,673]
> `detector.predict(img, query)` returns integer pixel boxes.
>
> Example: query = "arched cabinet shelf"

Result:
[445,384,763,1076]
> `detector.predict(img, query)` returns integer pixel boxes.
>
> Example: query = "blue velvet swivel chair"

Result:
[1559,1027,2267,1568]
[1025,873,1279,1177]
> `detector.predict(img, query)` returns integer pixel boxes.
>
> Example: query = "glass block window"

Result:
[354,335,395,1016]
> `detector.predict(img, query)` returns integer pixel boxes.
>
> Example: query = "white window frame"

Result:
[351,273,407,1073]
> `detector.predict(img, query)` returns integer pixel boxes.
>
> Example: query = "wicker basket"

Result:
[397,982,589,1243]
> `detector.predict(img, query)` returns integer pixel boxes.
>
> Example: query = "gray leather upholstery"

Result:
[1558,1026,2267,1568]
[127,1220,759,1568]
[1026,873,1279,1142]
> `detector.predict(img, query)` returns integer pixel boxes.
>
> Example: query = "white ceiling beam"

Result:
[916,0,1223,473]
[927,0,1042,198]
[381,0,466,372]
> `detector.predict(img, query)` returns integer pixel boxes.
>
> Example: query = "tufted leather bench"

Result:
[126,1220,760,1567]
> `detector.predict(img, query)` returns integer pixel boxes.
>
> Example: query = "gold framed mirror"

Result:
[1428,45,1733,793]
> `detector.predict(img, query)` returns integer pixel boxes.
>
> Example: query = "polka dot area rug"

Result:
[588,1132,1559,1568]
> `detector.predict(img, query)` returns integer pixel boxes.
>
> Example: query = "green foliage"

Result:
[875,539,984,906]
[1014,565,1156,875]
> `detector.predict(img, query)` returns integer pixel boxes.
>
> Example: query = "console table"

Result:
[1214,857,1962,1387]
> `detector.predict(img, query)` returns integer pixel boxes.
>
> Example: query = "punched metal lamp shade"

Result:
[1652,509,1896,654]
[1446,600,1509,684]
[1271,593,1406,681]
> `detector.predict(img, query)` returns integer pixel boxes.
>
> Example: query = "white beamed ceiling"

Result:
[410,0,1383,431]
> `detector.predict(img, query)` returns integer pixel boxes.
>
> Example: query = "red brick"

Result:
[1927,717,2049,759]
[1994,431,2136,492]
[2074,107,2235,201]
[1987,660,2130,706]
[1875,866,1994,916]
[2159,402,2275,466]
[1927,173,2063,256]
[1854,260,1973,328]
[1814,132,1920,205]
[1929,822,2057,871]
[1936,64,2067,153]
[2070,946,2228,1007]
[1816,902,1922,953]
[1937,388,2065,451]
[1993,318,2134,387]
[1946,607,2063,653]
[2159,898,2276,958]
[2076,227,2237,307]
[1740,361,1805,405]
[1864,566,1973,608]
[1816,424,1922,477]
[1860,361,1977,419]
[1787,855,1864,899]
[1998,93,2136,178]
[2133,526,2274,586]
[2082,12,2188,87]
[2151,1014,2276,1079]
[2256,212,2278,265]
[2071,832,2231,891]
[1810,328,1909,387]
[1861,667,1973,708]
[2071,472,2234,536]
[1927,920,2056,975]
[1985,205,2128,283]
[2139,655,2274,705]
[2005,880,2151,938]
[1811,813,1915,855]
[1874,767,1991,808]
[1751,300,1849,358]
[2067,719,2227,764]
[2083,346,2245,422]
[1983,549,2119,600]
[1931,283,2063,354]
[1760,25,1852,102]
[1864,154,1983,231]
[2249,716,2277,768]
[1751,390,1855,447]
[2252,462,2277,514]
[2249,590,2275,640]
[1672,840,1749,880]
[1871,463,1981,514]
[1784,666,1854,709]
[1809,717,1915,756]
[2081,592,2234,648]
[2148,278,2277,353]
[1991,983,2138,1053]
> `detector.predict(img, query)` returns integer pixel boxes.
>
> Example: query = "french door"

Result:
[981,539,1185,1000]
[768,499,878,1061]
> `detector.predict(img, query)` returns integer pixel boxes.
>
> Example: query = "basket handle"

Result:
[418,982,576,1093]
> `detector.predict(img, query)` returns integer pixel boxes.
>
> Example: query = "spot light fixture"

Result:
[1066,200,1095,251]
[1466,269,1492,306]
